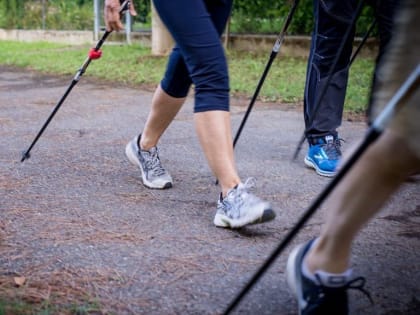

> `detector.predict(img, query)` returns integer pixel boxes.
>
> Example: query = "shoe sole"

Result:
[286,241,315,315]
[286,243,304,315]
[214,207,276,228]
[125,141,172,189]
[304,156,336,177]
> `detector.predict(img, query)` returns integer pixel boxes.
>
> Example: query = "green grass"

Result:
[0,298,103,315]
[0,40,375,113]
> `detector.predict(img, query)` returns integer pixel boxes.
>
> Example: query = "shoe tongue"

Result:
[142,146,157,155]
[227,184,239,196]
[315,269,353,287]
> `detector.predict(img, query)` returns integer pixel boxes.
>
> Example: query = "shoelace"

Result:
[322,138,344,160]
[222,178,258,218]
[343,277,374,305]
[315,274,374,305]
[144,149,166,176]
[242,177,257,190]
[233,178,258,203]
[225,177,257,199]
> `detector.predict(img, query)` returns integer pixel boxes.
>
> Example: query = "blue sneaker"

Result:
[304,135,342,177]
[286,240,373,315]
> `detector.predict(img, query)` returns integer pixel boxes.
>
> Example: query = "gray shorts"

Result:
[370,0,420,158]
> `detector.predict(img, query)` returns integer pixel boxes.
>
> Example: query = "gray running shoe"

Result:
[214,178,275,228]
[125,135,173,189]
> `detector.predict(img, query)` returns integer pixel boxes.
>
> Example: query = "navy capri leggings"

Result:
[153,0,232,113]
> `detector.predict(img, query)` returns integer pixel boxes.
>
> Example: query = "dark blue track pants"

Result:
[304,0,399,142]
[153,0,233,113]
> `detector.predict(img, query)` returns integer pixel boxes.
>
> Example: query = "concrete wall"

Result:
[0,29,94,45]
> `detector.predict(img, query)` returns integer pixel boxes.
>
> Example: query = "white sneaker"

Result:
[125,134,173,189]
[213,178,275,228]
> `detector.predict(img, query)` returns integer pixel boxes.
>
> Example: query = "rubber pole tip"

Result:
[21,151,30,162]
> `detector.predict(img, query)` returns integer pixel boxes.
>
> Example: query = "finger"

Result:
[128,1,138,16]
[129,6,138,16]
[105,1,123,31]
[104,5,115,31]
[116,20,124,31]
[113,6,125,30]
[106,15,120,31]
[109,16,123,31]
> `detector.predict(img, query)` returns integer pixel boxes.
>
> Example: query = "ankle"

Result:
[220,180,241,198]
[139,135,156,151]
[305,238,350,274]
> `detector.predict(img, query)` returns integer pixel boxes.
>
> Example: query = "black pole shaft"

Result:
[222,65,419,314]
[214,0,299,184]
[20,1,131,162]
[20,79,78,162]
[20,29,112,162]
[223,128,380,315]
[224,127,380,315]
[233,0,300,148]
[21,45,101,162]
[233,51,276,147]
[350,18,377,65]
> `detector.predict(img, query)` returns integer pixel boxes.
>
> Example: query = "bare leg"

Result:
[139,87,241,196]
[139,88,241,196]
[140,84,186,150]
[194,110,241,196]
[306,129,420,274]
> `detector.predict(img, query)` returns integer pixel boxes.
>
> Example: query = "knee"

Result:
[193,63,230,113]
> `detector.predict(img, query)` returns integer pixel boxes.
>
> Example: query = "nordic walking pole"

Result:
[349,17,376,65]
[223,65,419,315]
[232,0,300,149]
[20,0,131,163]
[291,0,369,161]
[214,0,299,185]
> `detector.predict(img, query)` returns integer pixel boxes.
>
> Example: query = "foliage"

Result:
[231,0,376,35]
[230,0,313,35]
[0,0,25,28]
[0,0,93,30]
[132,0,150,24]
[0,0,377,35]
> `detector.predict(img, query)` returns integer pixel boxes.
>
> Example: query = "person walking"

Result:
[303,0,399,177]
[104,0,276,228]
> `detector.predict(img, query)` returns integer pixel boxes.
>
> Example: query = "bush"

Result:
[231,0,376,36]
[0,0,377,36]
[0,0,93,30]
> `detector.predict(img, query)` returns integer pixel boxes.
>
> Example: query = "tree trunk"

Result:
[151,1,174,56]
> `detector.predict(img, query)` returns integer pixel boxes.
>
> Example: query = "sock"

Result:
[301,239,352,287]
[137,134,142,149]
[313,269,353,287]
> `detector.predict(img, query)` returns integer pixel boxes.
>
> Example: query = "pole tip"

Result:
[21,151,30,162]
[291,134,307,162]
